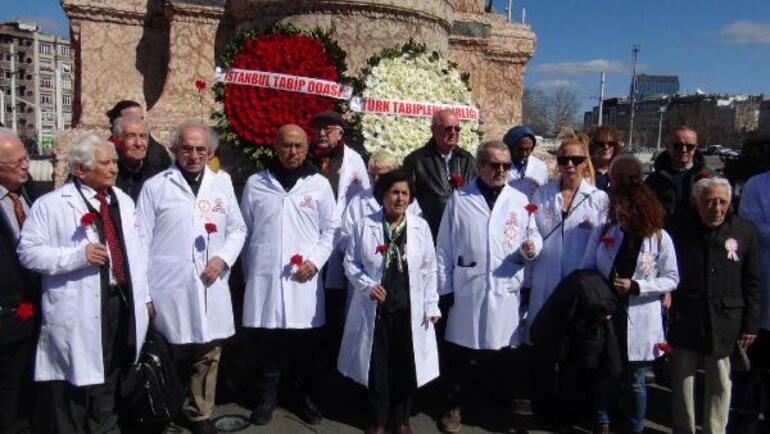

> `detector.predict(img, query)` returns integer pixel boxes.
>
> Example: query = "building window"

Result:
[41,94,52,105]
[61,63,71,73]
[62,79,71,90]
[60,45,71,56]
[40,43,52,55]
[40,77,52,88]
[63,95,72,105]
[3,70,10,79]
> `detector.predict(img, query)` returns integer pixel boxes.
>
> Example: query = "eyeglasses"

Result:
[591,141,617,149]
[313,125,343,133]
[672,142,697,152]
[0,156,29,167]
[557,155,587,166]
[443,126,461,133]
[178,145,209,155]
[483,161,513,171]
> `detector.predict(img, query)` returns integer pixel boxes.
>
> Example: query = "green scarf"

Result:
[382,215,407,272]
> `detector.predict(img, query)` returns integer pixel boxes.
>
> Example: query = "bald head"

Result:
[0,129,30,191]
[275,124,309,170]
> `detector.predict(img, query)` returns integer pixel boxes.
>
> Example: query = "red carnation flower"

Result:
[656,342,673,354]
[290,254,304,267]
[376,244,389,255]
[81,212,98,227]
[450,173,464,188]
[195,80,206,92]
[600,235,616,247]
[15,302,34,320]
[525,204,538,214]
[698,170,711,180]
[204,223,218,234]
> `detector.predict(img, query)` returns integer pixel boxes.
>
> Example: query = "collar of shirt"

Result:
[0,183,10,201]
[79,183,111,207]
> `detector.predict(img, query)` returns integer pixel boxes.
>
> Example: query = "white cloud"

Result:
[531,59,627,74]
[530,79,576,91]
[721,20,770,44]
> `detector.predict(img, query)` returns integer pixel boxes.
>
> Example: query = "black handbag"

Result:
[120,327,185,423]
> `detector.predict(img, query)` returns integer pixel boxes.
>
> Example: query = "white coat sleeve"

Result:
[17,201,90,275]
[307,183,340,269]
[421,222,441,318]
[343,223,378,294]
[739,177,770,247]
[636,230,679,296]
[212,180,247,267]
[579,226,601,270]
[239,180,254,272]
[436,194,455,295]
[135,183,156,258]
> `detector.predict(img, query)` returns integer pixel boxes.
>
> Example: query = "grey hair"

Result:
[609,153,642,175]
[692,176,732,200]
[476,140,509,163]
[367,150,399,172]
[111,115,149,139]
[67,134,117,172]
[169,121,219,153]
[431,109,457,127]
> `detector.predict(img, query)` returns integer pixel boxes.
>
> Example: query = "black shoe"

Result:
[250,400,276,425]
[295,395,322,425]
[189,419,218,434]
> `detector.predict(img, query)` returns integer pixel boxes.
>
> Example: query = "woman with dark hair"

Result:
[590,126,623,192]
[338,169,441,434]
[579,182,679,434]
[105,100,171,168]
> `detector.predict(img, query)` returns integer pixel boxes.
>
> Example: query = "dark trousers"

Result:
[368,308,416,426]
[33,291,129,434]
[529,344,588,427]
[729,328,770,434]
[445,342,517,411]
[322,288,347,369]
[251,328,318,408]
[0,334,35,433]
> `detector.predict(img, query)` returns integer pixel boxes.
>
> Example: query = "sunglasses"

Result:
[557,155,587,166]
[591,141,617,149]
[672,142,697,152]
[444,126,461,133]
[483,161,513,171]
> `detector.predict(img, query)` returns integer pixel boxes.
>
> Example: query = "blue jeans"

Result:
[595,362,649,433]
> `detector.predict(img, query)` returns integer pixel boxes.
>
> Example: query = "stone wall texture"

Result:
[59,0,536,181]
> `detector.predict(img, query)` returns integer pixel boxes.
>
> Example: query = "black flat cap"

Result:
[311,110,348,130]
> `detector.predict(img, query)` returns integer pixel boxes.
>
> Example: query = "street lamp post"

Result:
[656,105,666,153]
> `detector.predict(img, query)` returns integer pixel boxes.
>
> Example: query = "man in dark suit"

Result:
[0,127,40,433]
[112,116,165,200]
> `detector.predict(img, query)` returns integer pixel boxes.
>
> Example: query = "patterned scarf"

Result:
[382,215,407,272]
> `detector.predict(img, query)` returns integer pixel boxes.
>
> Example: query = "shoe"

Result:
[295,394,322,425]
[439,407,462,433]
[189,419,218,434]
[594,423,610,434]
[511,399,533,416]
[394,424,414,434]
[249,400,276,425]
[365,425,386,434]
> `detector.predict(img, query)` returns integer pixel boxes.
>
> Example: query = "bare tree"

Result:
[522,86,581,135]
[551,86,580,132]
[522,88,550,135]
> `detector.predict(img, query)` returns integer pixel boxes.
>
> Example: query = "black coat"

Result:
[0,182,41,344]
[668,212,761,358]
[116,158,166,201]
[402,139,477,240]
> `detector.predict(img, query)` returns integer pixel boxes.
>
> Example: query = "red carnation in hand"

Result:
[656,342,673,354]
[450,173,464,188]
[600,235,616,247]
[290,254,304,267]
[15,302,34,320]
[81,212,98,227]
[205,223,218,234]
[525,204,538,214]
[376,244,389,255]
[195,80,206,92]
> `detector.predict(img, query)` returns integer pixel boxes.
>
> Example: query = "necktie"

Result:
[95,192,127,284]
[7,191,25,227]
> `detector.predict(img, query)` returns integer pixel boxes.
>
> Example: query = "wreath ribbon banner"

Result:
[215,66,479,121]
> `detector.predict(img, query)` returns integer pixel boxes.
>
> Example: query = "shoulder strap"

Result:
[541,190,599,242]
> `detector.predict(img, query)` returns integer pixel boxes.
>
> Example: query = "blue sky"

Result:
[3,0,769,112]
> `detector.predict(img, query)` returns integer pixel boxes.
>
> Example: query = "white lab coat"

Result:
[240,169,339,329]
[325,145,371,289]
[579,225,679,361]
[436,180,543,350]
[526,178,608,342]
[17,181,149,386]
[136,166,246,344]
[337,211,440,387]
[508,155,549,199]
[739,171,770,331]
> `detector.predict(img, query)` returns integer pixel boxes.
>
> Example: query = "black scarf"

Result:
[267,158,318,192]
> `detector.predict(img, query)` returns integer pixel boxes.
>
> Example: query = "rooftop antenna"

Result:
[628,43,641,150]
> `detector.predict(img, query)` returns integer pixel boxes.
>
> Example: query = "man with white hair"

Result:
[17,134,151,433]
[113,115,167,200]
[0,128,40,432]
[136,121,246,434]
[667,177,760,434]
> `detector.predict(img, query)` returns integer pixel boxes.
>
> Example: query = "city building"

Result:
[0,20,74,153]
[759,100,770,135]
[634,74,680,99]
